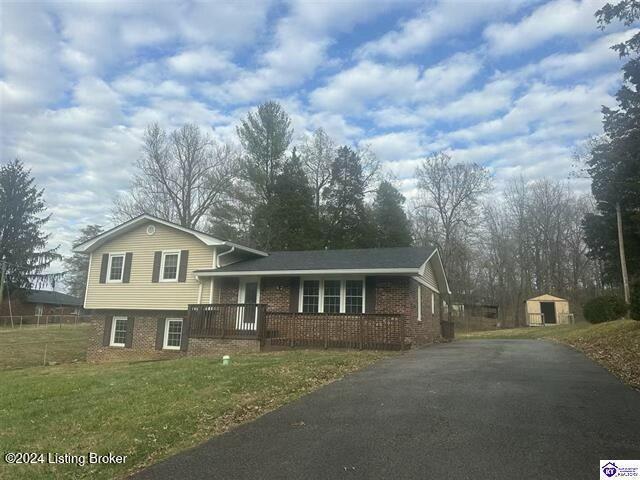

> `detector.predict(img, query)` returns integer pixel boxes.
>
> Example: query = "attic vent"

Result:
[146,225,156,236]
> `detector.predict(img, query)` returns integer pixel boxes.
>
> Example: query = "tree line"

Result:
[1,0,637,320]
[113,101,413,252]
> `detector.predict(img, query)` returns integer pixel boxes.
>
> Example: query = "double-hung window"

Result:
[110,316,128,347]
[107,253,125,282]
[161,251,180,282]
[323,280,341,313]
[300,279,365,314]
[345,280,363,313]
[163,318,183,350]
[302,280,320,313]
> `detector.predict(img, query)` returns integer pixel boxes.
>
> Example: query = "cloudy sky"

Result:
[1,0,636,271]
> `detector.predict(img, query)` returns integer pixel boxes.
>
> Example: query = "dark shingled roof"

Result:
[26,290,83,306]
[201,246,436,273]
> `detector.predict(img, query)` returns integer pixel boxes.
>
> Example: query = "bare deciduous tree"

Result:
[113,123,237,229]
[414,152,493,292]
[300,128,335,216]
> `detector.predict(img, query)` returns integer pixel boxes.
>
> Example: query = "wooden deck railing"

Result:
[263,312,407,351]
[187,304,267,339]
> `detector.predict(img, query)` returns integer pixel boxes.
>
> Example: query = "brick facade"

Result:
[87,274,444,362]
[219,275,444,346]
[87,309,260,362]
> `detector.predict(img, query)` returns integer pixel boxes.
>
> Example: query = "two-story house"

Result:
[74,214,451,361]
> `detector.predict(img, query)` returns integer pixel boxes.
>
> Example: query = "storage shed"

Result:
[525,294,572,326]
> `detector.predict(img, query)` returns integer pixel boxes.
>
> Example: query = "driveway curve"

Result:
[132,340,640,480]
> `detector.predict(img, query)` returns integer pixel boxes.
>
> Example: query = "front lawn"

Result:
[0,350,387,479]
[459,319,640,389]
[0,324,92,370]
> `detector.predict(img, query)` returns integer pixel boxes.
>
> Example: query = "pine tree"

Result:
[0,159,62,293]
[236,101,293,203]
[64,224,103,298]
[267,148,321,250]
[323,147,375,249]
[373,181,412,247]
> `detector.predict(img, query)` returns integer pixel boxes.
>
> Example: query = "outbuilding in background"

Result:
[525,294,573,326]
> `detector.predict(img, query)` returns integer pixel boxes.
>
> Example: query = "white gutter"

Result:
[216,246,235,268]
[194,267,421,277]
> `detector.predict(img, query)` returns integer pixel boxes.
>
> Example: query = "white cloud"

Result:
[357,0,534,58]
[311,53,481,112]
[167,48,237,77]
[483,0,603,56]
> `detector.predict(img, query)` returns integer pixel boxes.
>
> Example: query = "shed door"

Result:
[540,302,556,324]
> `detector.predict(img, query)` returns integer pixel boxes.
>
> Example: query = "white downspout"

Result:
[216,246,235,268]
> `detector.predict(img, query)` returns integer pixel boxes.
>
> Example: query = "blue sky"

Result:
[1,0,637,269]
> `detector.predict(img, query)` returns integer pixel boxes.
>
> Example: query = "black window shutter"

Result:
[123,253,133,283]
[180,317,190,352]
[125,317,135,348]
[365,276,376,313]
[178,250,189,282]
[99,253,109,283]
[102,316,113,346]
[155,318,165,350]
[289,277,300,312]
[152,251,162,283]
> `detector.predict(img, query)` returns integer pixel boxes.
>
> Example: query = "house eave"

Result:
[194,267,421,277]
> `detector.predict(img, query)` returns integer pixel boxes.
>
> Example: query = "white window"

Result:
[302,280,320,313]
[163,318,183,350]
[160,251,180,282]
[110,316,128,347]
[345,280,363,314]
[107,253,125,283]
[35,304,44,316]
[323,280,341,313]
[299,279,365,314]
[417,287,422,322]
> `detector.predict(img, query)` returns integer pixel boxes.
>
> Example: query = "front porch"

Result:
[187,303,410,351]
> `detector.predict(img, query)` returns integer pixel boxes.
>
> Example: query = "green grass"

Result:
[459,319,640,389]
[0,325,92,370]
[0,350,387,479]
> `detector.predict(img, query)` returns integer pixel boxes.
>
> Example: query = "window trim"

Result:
[163,318,183,350]
[160,250,181,282]
[298,277,366,314]
[106,252,126,283]
[110,316,128,347]
[431,292,435,315]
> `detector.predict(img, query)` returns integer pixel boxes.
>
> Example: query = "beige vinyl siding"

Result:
[420,260,438,292]
[85,222,214,310]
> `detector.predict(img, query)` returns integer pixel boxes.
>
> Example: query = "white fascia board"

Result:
[194,267,420,277]
[412,276,440,294]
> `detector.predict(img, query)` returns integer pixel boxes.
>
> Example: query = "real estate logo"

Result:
[601,460,640,479]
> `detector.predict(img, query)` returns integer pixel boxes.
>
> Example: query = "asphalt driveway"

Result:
[132,340,640,480]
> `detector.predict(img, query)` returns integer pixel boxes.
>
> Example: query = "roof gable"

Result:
[527,294,567,302]
[72,214,267,257]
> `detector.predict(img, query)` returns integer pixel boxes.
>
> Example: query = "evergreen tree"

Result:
[373,181,412,247]
[64,224,103,298]
[323,147,375,249]
[584,1,640,284]
[0,159,62,293]
[236,101,293,203]
[266,148,321,250]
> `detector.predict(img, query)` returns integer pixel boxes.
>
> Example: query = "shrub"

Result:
[583,295,628,324]
[630,281,640,321]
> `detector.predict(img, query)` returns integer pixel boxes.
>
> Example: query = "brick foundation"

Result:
[87,309,260,363]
